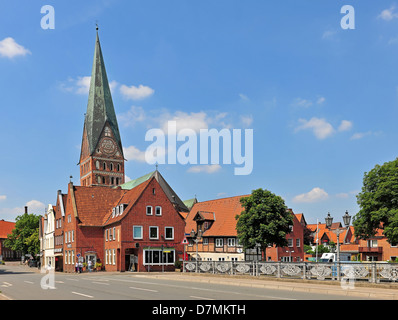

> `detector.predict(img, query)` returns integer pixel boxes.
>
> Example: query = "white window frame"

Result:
[155,206,162,216]
[165,227,174,240]
[146,206,153,216]
[215,238,223,247]
[227,238,236,247]
[149,226,159,240]
[133,225,143,239]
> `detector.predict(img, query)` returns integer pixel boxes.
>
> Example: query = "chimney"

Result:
[25,206,28,214]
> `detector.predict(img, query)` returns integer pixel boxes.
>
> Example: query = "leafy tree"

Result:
[354,158,398,244]
[4,212,41,258]
[235,188,293,260]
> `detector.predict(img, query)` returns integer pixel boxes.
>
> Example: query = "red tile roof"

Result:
[186,195,249,237]
[102,178,152,225]
[72,185,125,226]
[0,220,15,239]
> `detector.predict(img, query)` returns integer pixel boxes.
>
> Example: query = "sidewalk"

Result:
[2,264,398,300]
[132,272,398,300]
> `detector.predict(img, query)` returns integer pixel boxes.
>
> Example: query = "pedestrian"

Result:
[79,261,83,273]
[88,259,92,272]
[75,261,79,273]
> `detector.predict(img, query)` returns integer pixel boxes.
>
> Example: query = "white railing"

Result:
[183,261,398,283]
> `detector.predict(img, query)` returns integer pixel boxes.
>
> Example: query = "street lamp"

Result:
[343,210,351,228]
[325,211,351,264]
[190,228,202,272]
[325,212,333,229]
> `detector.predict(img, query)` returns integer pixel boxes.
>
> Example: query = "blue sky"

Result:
[0,1,397,224]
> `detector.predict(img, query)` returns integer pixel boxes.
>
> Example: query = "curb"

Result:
[134,273,398,300]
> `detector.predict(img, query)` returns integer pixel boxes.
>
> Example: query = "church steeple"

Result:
[79,29,125,187]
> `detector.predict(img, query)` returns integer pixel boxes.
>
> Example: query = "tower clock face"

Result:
[100,138,117,155]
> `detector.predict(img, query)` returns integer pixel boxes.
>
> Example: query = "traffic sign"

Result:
[181,237,188,244]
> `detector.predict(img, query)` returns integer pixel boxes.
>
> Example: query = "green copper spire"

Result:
[84,29,123,156]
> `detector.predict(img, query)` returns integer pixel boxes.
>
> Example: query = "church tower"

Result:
[79,28,125,187]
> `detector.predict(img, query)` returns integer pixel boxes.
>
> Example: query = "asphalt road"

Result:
[0,264,371,301]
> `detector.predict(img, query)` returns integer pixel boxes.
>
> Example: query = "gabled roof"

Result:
[71,184,124,226]
[120,170,189,213]
[83,30,123,157]
[103,178,152,225]
[0,220,15,239]
[185,195,248,237]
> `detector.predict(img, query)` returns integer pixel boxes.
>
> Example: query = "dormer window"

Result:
[112,208,115,218]
[104,127,111,137]
[119,204,127,215]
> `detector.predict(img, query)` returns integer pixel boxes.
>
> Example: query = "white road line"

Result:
[66,278,79,281]
[71,291,94,298]
[92,281,110,285]
[129,286,158,293]
[190,295,215,300]
[24,281,34,284]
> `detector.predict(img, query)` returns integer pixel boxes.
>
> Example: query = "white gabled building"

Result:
[42,204,56,269]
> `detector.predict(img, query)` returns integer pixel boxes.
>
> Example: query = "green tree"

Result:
[354,158,398,244]
[235,188,293,260]
[4,212,41,258]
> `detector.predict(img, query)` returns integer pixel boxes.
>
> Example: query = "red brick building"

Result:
[265,211,306,262]
[0,220,20,261]
[50,29,188,272]
[185,195,307,262]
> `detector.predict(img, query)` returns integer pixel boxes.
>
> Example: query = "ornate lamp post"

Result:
[190,228,202,272]
[325,211,351,263]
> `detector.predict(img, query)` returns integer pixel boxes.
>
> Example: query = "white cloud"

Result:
[161,111,209,134]
[296,117,353,139]
[350,131,382,140]
[378,6,398,21]
[293,187,329,203]
[0,37,31,58]
[124,144,167,165]
[75,76,92,94]
[0,195,6,202]
[322,30,336,39]
[240,115,253,127]
[187,164,222,174]
[239,93,250,101]
[292,98,313,108]
[125,175,131,183]
[338,120,353,132]
[123,145,147,162]
[26,200,46,213]
[118,106,146,127]
[61,76,118,95]
[317,96,326,105]
[120,84,154,100]
[296,117,335,140]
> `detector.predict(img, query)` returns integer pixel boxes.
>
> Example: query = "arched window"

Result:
[103,162,106,170]
[109,163,114,171]
[96,161,100,169]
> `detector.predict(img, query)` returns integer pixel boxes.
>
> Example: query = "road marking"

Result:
[66,278,79,281]
[92,281,110,285]
[190,295,215,300]
[24,281,34,284]
[71,291,94,298]
[2,282,12,287]
[129,286,158,293]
